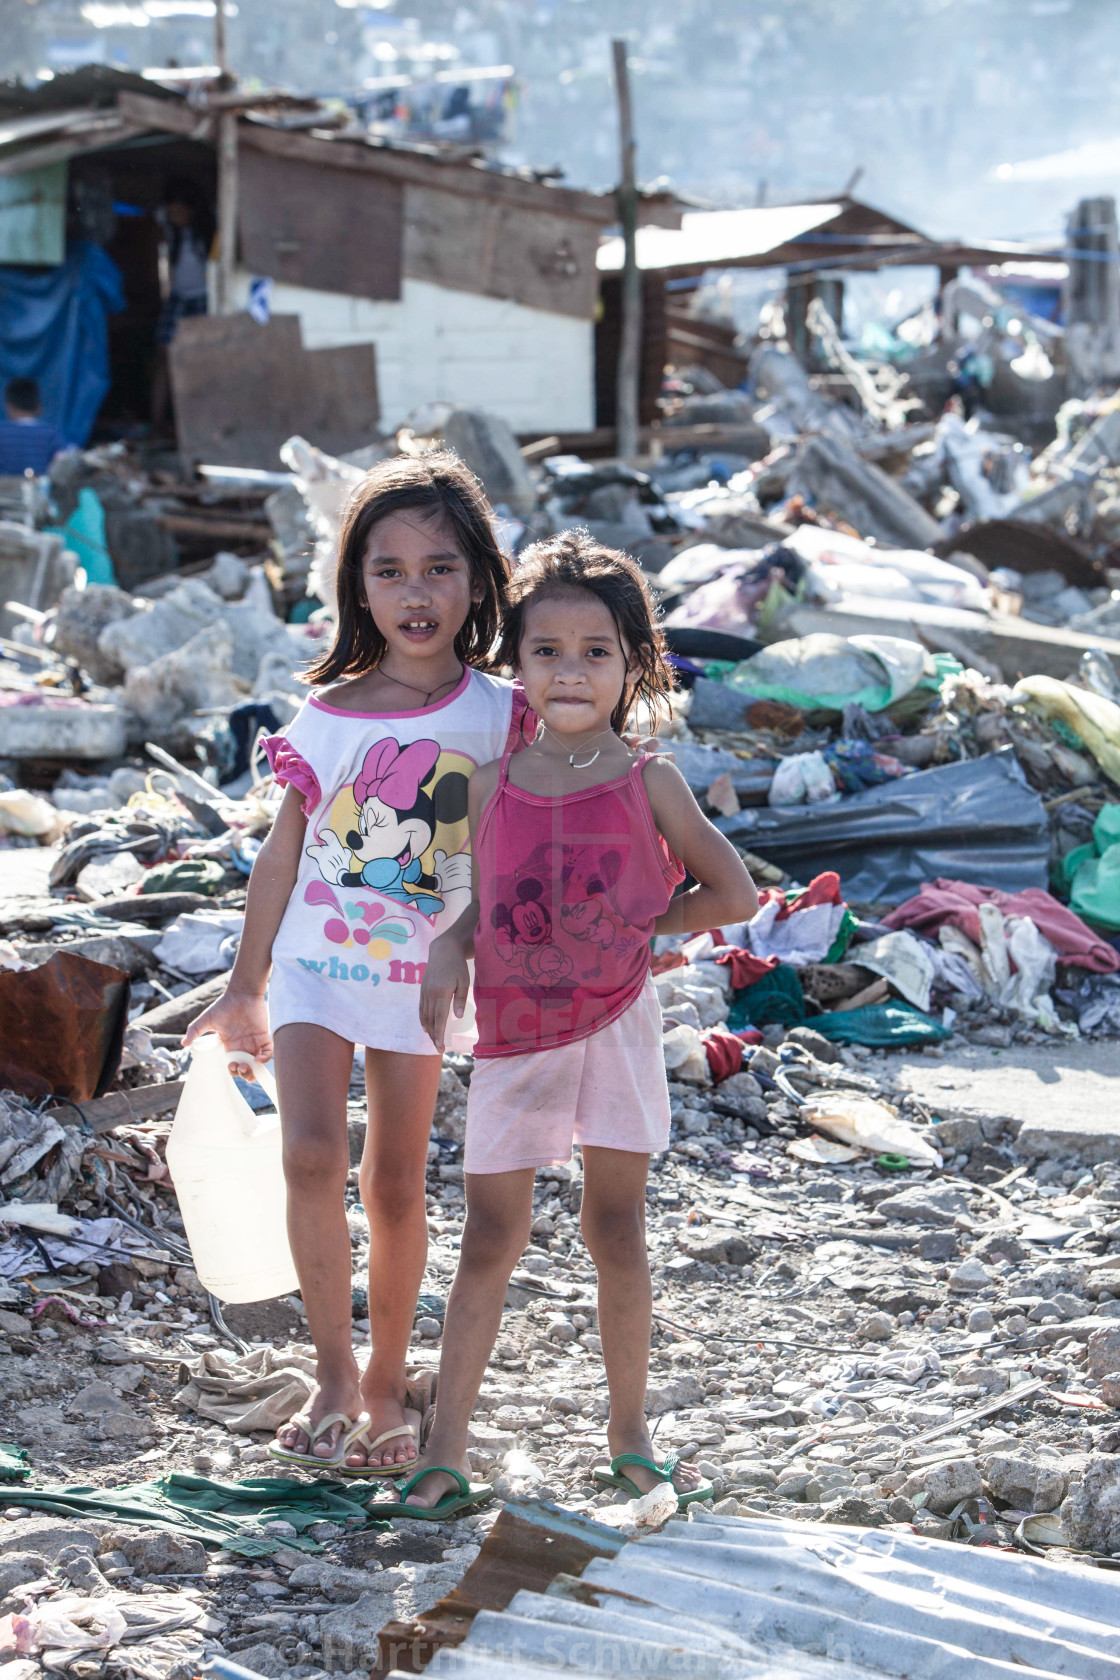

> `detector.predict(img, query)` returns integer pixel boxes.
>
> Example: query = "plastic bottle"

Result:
[166,1034,298,1303]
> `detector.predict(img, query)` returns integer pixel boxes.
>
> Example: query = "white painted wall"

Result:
[230,271,595,434]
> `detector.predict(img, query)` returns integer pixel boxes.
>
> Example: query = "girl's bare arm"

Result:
[642,757,759,936]
[183,784,307,1066]
[418,762,496,1049]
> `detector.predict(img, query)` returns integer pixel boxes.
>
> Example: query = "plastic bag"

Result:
[768,750,839,807]
[800,1095,943,1166]
[660,1022,711,1084]
[1013,675,1120,786]
[854,930,936,1012]
[718,751,1048,904]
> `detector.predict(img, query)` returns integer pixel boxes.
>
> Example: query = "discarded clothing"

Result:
[713,948,779,990]
[884,878,1119,974]
[823,738,907,794]
[176,1345,315,1435]
[811,1001,950,1047]
[747,873,848,966]
[140,858,226,896]
[154,911,244,977]
[853,930,936,1012]
[729,964,805,1029]
[1055,972,1120,1036]
[701,1026,751,1083]
[0,1472,389,1556]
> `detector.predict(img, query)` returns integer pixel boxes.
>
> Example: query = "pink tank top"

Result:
[472,749,685,1057]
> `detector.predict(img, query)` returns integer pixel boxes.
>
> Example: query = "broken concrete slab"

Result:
[0,701,127,762]
[1018,1112,1120,1166]
[786,434,943,551]
[779,595,1120,685]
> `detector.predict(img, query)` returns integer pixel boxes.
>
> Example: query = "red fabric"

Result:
[714,948,780,989]
[261,734,322,817]
[651,949,689,976]
[702,1027,745,1082]
[756,871,844,923]
[884,879,1120,975]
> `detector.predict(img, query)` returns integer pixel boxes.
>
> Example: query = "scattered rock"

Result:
[923,1459,983,1515]
[876,1183,969,1227]
[984,1454,1069,1514]
[116,1530,207,1576]
[1060,1455,1120,1553]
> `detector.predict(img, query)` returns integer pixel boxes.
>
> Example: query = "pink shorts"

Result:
[464,977,670,1175]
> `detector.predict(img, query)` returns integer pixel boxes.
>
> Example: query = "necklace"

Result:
[377,662,464,707]
[537,722,617,770]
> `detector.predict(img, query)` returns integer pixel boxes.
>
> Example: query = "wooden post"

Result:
[612,38,641,463]
[213,0,238,316]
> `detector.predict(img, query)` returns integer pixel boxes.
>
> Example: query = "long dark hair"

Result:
[498,529,675,732]
[306,452,511,686]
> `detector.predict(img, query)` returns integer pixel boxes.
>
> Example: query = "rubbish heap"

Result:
[2,334,1120,1670]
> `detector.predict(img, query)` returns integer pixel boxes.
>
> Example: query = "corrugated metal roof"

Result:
[397,1510,1120,1679]
[597,203,845,273]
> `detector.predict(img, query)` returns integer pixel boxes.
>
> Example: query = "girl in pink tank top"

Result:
[391,532,759,1521]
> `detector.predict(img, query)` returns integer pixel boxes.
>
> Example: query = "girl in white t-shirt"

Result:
[184,453,531,1475]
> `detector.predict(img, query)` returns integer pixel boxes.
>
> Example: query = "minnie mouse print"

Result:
[307,737,473,925]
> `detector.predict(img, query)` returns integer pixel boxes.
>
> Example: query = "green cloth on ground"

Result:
[729,963,805,1029]
[1059,804,1120,933]
[824,906,859,964]
[140,858,226,896]
[0,1445,30,1483]
[0,1472,389,1555]
[811,1000,950,1047]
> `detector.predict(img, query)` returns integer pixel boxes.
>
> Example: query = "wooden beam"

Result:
[46,1080,185,1137]
[612,38,641,464]
[116,90,214,140]
[0,119,146,179]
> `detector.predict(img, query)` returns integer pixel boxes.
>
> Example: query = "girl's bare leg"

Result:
[403,1167,536,1506]
[351,1048,443,1470]
[580,1145,700,1496]
[272,1023,363,1459]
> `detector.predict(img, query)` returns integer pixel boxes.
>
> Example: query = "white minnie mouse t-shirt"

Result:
[263,669,529,1056]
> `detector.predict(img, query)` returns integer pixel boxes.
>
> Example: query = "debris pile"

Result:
[2,278,1120,1673]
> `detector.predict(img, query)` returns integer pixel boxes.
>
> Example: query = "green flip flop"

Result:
[369,1465,495,1522]
[591,1451,713,1509]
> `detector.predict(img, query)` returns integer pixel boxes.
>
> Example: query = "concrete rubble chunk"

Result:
[1060,1454,1120,1553]
[116,1530,207,1575]
[1087,1325,1120,1379]
[984,1453,1070,1514]
[1018,1114,1120,1165]
[919,1458,983,1515]
[320,1581,408,1672]
[50,583,139,685]
[122,621,241,734]
[440,408,538,521]
[875,1182,969,1227]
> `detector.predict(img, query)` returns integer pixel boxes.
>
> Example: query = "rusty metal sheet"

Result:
[0,949,129,1101]
[375,1498,625,1676]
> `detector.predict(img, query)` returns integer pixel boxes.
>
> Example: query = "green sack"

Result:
[811,1000,949,1047]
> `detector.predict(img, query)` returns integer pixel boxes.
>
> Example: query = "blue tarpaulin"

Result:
[0,240,124,446]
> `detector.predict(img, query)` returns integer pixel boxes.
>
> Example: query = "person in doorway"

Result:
[151,177,214,434]
[0,378,67,476]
